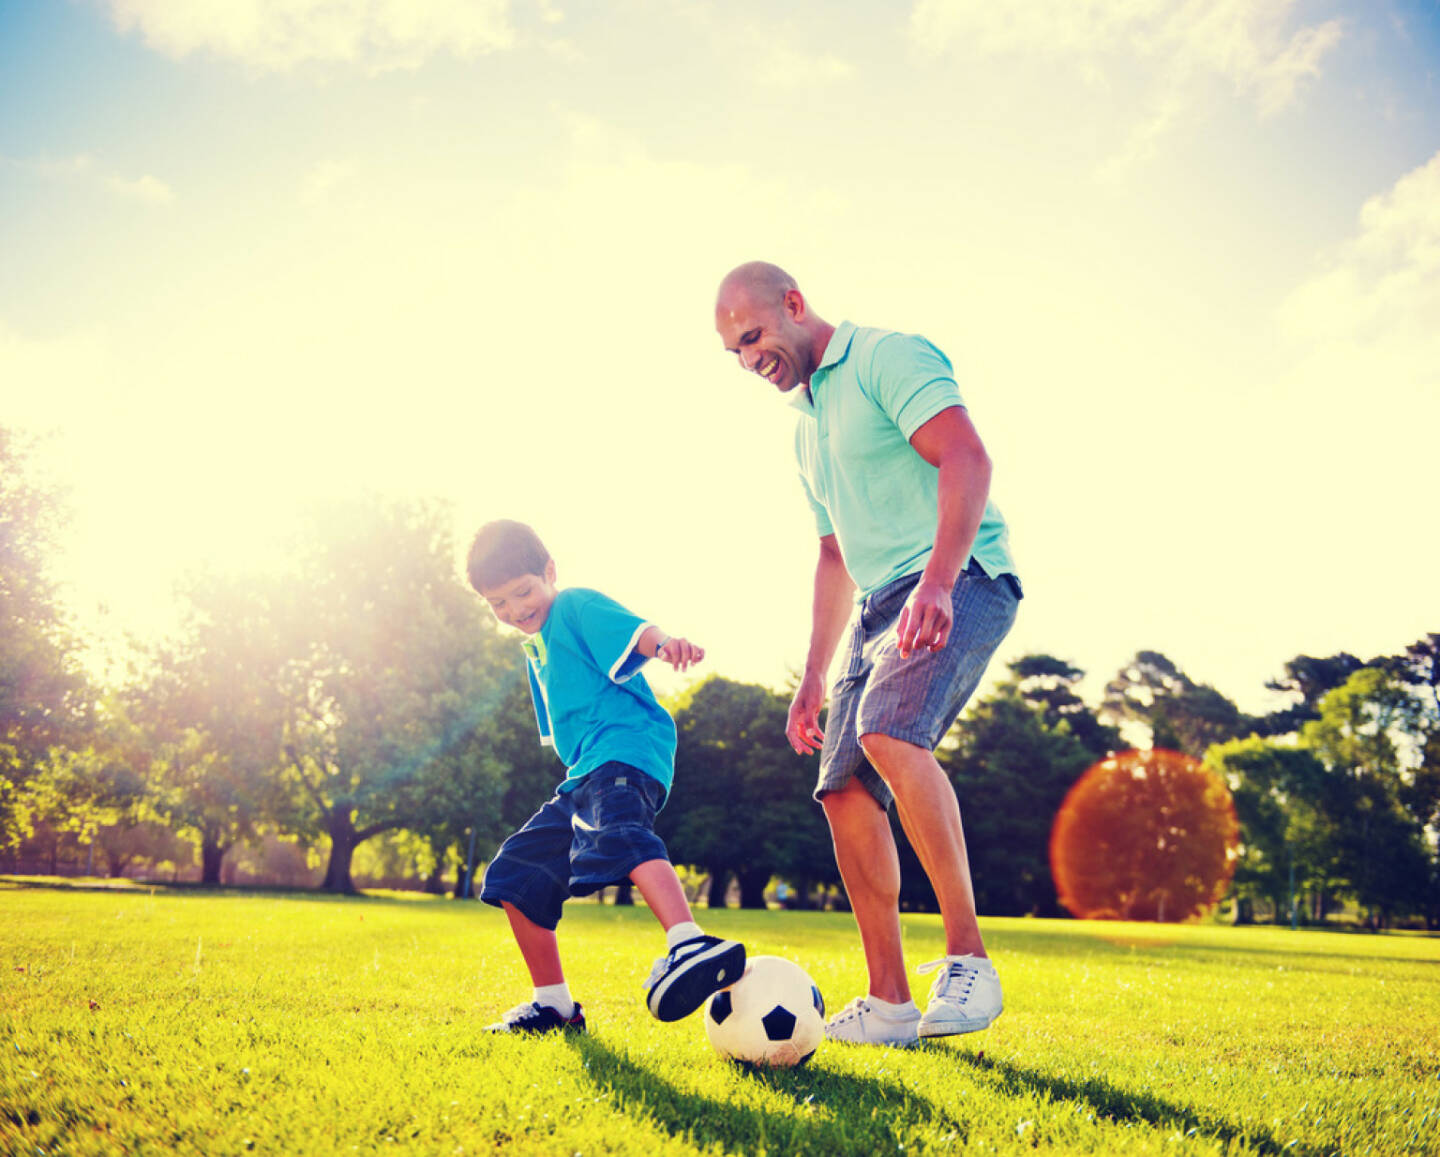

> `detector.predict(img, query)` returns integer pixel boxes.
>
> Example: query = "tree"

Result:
[138,574,294,884]
[661,677,835,909]
[1102,650,1252,757]
[1050,749,1239,922]
[0,427,90,848]
[1206,736,1331,923]
[271,495,514,893]
[1300,668,1430,928]
[939,659,1100,916]
[1007,654,1121,760]
[1255,652,1366,737]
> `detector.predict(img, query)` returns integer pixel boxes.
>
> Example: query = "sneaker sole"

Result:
[823,1030,921,1048]
[647,941,746,1022]
[917,1010,1000,1038]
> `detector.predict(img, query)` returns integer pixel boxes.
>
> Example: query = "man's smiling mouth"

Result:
[758,355,781,382]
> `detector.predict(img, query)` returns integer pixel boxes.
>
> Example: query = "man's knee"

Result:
[858,730,924,771]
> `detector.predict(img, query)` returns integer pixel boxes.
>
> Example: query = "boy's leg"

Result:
[566,767,746,1022]
[486,901,586,1034]
[480,798,587,1035]
[501,901,564,986]
[632,856,746,1022]
[628,858,693,929]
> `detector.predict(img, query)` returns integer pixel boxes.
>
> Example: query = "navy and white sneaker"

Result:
[485,1000,586,1034]
[644,935,746,1021]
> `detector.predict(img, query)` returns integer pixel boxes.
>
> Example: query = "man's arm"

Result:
[896,405,992,659]
[787,534,855,755]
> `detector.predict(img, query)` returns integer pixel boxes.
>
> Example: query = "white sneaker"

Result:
[917,955,1003,1037]
[824,997,921,1047]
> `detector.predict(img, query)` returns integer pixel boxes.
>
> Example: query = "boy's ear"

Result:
[544,558,557,584]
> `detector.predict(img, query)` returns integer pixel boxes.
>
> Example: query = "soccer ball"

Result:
[703,955,825,1068]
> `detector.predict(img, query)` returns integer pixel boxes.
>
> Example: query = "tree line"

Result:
[3,427,1437,925]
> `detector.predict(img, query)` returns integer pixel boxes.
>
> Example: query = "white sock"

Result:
[533,982,574,1018]
[666,921,703,949]
[867,995,918,1018]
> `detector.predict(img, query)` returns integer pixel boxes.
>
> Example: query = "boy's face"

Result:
[479,560,558,635]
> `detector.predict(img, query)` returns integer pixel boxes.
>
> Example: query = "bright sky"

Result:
[3,0,1437,716]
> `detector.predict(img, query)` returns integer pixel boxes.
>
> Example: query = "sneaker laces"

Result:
[642,935,709,989]
[829,997,871,1025]
[916,957,982,1002]
[501,1001,544,1025]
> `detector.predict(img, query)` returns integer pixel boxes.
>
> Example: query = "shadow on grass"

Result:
[959,1050,1326,1157]
[566,1032,964,1155]
[0,875,470,908]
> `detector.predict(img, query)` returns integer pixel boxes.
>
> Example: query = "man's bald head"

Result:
[714,261,832,393]
[716,261,798,312]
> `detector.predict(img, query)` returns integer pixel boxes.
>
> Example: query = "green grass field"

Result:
[2,879,1437,1156]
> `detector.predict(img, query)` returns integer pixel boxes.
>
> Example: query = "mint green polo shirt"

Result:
[789,321,1015,597]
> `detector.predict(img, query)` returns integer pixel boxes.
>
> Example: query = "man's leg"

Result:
[858,732,985,958]
[820,777,910,1003]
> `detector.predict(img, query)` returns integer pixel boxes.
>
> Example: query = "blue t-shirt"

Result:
[520,587,675,798]
[788,321,1016,597]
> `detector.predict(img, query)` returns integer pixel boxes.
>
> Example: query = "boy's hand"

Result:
[786,671,826,756]
[655,636,704,672]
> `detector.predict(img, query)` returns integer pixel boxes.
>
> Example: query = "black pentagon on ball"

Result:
[812,985,824,1018]
[761,1006,797,1041]
[708,990,733,1024]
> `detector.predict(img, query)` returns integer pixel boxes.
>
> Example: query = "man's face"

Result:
[478,560,558,635]
[716,286,812,393]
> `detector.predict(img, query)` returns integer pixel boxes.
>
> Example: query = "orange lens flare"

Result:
[1049,748,1239,923]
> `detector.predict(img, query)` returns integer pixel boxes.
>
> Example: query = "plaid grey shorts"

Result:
[817,559,1021,811]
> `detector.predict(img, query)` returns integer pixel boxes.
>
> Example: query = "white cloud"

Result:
[911,0,1342,155]
[103,173,176,205]
[299,159,355,206]
[757,44,854,88]
[1279,148,1440,379]
[3,153,175,206]
[103,0,515,73]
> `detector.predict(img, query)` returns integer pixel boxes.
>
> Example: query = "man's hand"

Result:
[655,637,704,672]
[786,670,827,755]
[896,577,953,658]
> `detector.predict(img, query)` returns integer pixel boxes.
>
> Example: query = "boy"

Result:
[467,519,746,1034]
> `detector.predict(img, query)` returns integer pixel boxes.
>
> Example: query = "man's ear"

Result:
[783,288,807,321]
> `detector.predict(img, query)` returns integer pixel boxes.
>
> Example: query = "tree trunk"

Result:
[423,864,444,895]
[1230,896,1253,925]
[200,836,227,886]
[452,861,470,899]
[705,870,730,910]
[613,881,634,906]
[322,809,359,893]
[737,867,770,910]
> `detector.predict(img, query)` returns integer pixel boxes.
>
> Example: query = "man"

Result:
[714,261,1022,1047]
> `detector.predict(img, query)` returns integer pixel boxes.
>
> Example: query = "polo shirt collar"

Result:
[786,321,856,415]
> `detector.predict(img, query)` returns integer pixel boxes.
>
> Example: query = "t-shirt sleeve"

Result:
[794,418,835,538]
[525,660,554,748]
[865,333,966,440]
[574,591,654,684]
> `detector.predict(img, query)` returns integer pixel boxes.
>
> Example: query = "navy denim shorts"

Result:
[817,559,1021,811]
[479,763,670,931]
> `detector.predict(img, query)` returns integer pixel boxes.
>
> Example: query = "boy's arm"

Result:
[639,625,704,673]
